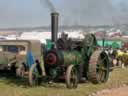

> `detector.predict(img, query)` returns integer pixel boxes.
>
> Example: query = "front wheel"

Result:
[65,64,78,89]
[16,64,25,77]
[29,64,42,86]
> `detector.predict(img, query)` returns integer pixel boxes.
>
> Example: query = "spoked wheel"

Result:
[88,50,110,84]
[29,63,42,86]
[108,57,114,72]
[16,64,25,77]
[65,64,78,89]
[83,34,97,47]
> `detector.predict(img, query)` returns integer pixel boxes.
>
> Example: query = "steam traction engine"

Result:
[44,12,110,88]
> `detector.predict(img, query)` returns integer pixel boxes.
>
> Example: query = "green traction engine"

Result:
[44,12,110,88]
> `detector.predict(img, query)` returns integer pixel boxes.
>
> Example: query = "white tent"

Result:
[19,31,84,44]
[19,32,51,44]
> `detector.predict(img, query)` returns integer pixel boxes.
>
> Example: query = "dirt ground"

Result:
[94,86,128,96]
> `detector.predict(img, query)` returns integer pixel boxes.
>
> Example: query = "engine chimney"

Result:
[51,12,59,49]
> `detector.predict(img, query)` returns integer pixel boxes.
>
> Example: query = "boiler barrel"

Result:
[44,50,82,67]
[63,51,82,66]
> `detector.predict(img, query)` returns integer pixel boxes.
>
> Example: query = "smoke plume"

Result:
[57,0,128,26]
[0,0,128,28]
[40,0,56,12]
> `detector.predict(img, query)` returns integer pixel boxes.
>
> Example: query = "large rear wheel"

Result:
[84,34,96,47]
[88,50,110,84]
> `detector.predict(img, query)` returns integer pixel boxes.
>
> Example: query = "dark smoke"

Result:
[57,0,128,26]
[1,0,128,28]
[40,0,56,12]
[59,0,116,26]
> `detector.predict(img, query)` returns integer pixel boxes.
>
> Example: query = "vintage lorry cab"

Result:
[0,40,44,85]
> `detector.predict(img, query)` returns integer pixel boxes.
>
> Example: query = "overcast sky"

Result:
[0,0,128,28]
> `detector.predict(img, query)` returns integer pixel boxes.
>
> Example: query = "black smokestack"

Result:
[51,12,59,48]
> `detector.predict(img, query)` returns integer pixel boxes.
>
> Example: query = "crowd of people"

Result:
[104,47,128,68]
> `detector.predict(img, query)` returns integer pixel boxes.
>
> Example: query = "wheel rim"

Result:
[96,53,109,82]
[16,65,25,77]
[70,69,77,87]
[66,64,78,89]
[29,64,42,86]
[88,50,109,84]
[32,68,39,83]
[83,34,96,47]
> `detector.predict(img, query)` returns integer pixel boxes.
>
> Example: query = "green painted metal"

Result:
[49,68,58,78]
[48,51,83,79]
[46,39,52,50]
[63,51,82,66]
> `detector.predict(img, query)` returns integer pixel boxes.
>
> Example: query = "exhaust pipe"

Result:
[51,12,59,49]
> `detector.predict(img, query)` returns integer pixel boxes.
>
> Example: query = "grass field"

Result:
[0,68,128,96]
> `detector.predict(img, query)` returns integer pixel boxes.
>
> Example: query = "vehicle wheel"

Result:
[108,57,113,72]
[65,64,78,89]
[10,63,16,73]
[29,64,42,86]
[88,50,110,84]
[83,34,97,47]
[16,64,25,77]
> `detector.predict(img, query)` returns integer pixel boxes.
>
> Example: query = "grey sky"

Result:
[0,0,128,28]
